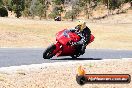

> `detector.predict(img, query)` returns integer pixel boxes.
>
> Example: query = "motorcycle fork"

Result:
[54,42,63,57]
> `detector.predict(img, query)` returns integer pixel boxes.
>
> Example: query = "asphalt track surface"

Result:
[0,48,132,67]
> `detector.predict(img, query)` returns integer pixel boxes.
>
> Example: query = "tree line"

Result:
[0,0,132,20]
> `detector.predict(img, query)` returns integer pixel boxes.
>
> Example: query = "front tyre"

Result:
[43,44,56,59]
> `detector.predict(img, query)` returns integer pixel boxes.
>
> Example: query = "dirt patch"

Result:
[0,59,131,88]
[0,17,132,50]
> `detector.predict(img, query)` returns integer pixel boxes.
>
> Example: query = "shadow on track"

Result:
[51,57,102,60]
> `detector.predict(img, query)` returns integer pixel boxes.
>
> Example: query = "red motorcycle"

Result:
[43,29,95,59]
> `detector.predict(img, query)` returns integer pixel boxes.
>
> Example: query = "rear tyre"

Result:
[71,54,80,59]
[43,44,56,59]
[71,55,78,59]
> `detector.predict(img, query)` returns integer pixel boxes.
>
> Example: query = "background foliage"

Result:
[0,0,131,19]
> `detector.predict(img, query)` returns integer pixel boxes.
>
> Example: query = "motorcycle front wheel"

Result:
[43,44,56,59]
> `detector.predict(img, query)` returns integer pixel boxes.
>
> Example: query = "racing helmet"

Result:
[75,20,86,31]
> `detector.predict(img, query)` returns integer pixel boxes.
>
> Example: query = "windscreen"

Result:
[63,30,70,38]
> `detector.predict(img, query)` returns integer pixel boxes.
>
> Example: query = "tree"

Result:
[64,9,77,21]
[52,0,65,5]
[6,0,13,11]
[77,0,98,19]
[0,6,8,17]
[30,0,50,19]
[22,0,32,17]
[0,0,8,17]
[49,0,64,19]
[7,0,25,18]
[41,0,50,19]
[71,3,81,19]
[0,0,4,7]
[2,0,8,6]
[102,0,127,15]
[35,1,44,19]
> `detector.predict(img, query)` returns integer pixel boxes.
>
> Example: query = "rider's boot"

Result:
[80,45,86,55]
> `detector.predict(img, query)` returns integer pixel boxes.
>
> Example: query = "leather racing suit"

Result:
[70,26,91,54]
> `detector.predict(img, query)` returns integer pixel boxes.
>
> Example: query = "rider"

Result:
[70,20,91,55]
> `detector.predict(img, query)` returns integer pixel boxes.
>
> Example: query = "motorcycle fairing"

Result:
[54,29,80,56]
[53,29,94,57]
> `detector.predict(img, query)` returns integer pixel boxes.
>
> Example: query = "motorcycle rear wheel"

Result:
[71,54,80,59]
[43,44,56,59]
